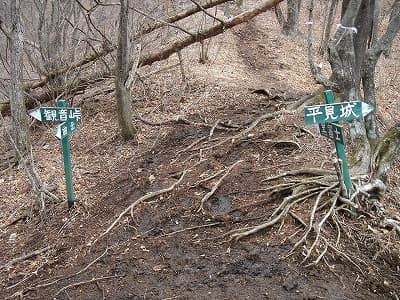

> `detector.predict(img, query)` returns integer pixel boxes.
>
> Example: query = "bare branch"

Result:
[0,246,51,271]
[188,0,226,25]
[138,0,285,67]
[130,6,196,37]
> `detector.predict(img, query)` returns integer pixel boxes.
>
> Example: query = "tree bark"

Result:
[372,125,400,184]
[274,0,301,36]
[363,0,400,141]
[115,0,135,141]
[9,0,30,159]
[319,0,338,54]
[328,0,400,181]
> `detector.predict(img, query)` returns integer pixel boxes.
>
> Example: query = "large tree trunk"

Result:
[363,0,400,141]
[275,0,301,36]
[9,0,30,159]
[115,0,135,141]
[328,0,400,186]
[328,0,371,174]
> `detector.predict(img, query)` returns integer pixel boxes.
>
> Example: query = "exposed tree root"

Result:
[225,159,386,268]
[92,171,187,245]
[54,274,124,298]
[202,111,282,151]
[0,246,51,272]
[197,160,243,213]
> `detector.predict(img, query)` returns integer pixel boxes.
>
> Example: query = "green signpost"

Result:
[304,91,375,201]
[30,100,81,208]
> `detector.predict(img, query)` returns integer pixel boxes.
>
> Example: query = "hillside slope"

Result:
[1,5,399,300]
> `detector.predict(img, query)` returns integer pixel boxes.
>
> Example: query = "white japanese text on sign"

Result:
[304,101,363,125]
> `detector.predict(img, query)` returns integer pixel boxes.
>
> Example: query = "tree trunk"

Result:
[372,125,400,185]
[275,0,301,36]
[3,0,282,112]
[115,0,135,141]
[363,0,400,141]
[328,0,400,183]
[328,0,370,174]
[9,0,30,159]
[319,0,338,54]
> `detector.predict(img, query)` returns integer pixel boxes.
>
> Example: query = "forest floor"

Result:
[1,5,400,300]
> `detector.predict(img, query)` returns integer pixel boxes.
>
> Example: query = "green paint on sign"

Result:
[57,100,76,208]
[323,91,352,199]
[319,122,345,145]
[55,120,79,140]
[304,101,374,125]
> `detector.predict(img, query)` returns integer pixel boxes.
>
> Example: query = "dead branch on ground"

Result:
[0,246,51,271]
[19,0,284,108]
[135,113,238,132]
[201,111,282,151]
[27,247,110,290]
[54,274,124,298]
[156,222,223,238]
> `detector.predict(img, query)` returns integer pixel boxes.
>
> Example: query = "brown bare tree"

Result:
[115,0,136,140]
[0,0,30,159]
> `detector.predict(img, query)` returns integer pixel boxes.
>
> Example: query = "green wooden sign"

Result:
[30,107,81,123]
[322,91,353,199]
[304,91,376,213]
[29,100,81,208]
[304,101,374,125]
[319,123,344,145]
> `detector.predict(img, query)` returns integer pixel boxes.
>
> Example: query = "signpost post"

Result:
[30,99,81,208]
[304,91,375,201]
[323,91,352,198]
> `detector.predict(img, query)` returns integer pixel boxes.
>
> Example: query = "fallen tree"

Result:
[13,0,284,110]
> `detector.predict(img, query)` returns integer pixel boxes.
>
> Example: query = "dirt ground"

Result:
[1,6,400,300]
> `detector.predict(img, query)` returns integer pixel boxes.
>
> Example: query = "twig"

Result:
[92,171,187,244]
[0,246,51,271]
[189,0,226,25]
[176,136,207,155]
[30,247,110,289]
[209,119,220,138]
[139,63,180,79]
[263,168,336,182]
[190,169,225,188]
[197,160,243,213]
[156,222,222,238]
[203,111,281,151]
[135,114,235,132]
[54,275,124,297]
